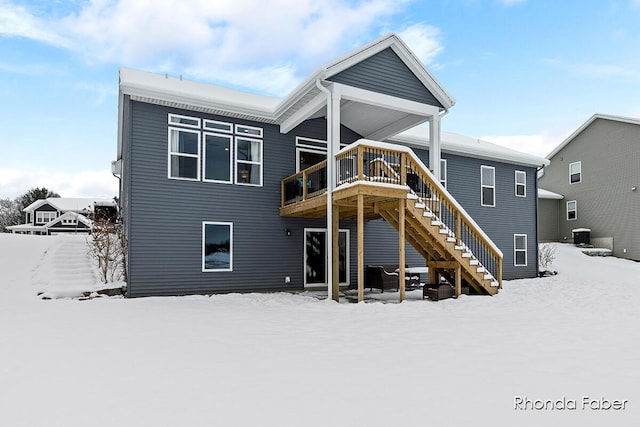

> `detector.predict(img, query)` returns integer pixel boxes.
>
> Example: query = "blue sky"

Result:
[1,0,639,198]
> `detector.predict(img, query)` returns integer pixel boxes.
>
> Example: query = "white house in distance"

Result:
[7,198,117,235]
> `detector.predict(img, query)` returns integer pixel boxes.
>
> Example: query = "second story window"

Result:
[481,165,495,207]
[515,170,526,197]
[35,211,57,224]
[569,161,581,184]
[236,137,263,186]
[168,128,200,180]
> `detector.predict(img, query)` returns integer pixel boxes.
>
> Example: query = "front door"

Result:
[304,229,349,287]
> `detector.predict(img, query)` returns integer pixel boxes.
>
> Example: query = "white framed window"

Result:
[514,234,527,266]
[515,170,526,197]
[62,218,77,225]
[235,137,263,186]
[168,113,200,129]
[168,128,200,181]
[235,124,263,138]
[202,222,233,272]
[440,159,447,188]
[567,200,577,220]
[203,133,232,183]
[204,119,232,133]
[481,165,495,207]
[569,161,581,184]
[35,211,57,224]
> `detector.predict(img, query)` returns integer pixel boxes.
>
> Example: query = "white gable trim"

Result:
[547,113,640,159]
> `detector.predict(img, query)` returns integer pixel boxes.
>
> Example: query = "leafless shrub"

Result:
[538,243,557,270]
[88,218,126,284]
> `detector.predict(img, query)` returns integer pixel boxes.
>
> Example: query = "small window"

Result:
[569,161,581,184]
[202,222,232,272]
[514,234,527,266]
[235,137,262,186]
[168,128,200,180]
[204,120,232,133]
[481,165,495,207]
[235,124,263,138]
[567,200,577,220]
[203,133,232,183]
[168,113,200,129]
[440,159,447,188]
[515,170,526,197]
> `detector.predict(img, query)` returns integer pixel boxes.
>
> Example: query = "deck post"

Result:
[357,193,364,302]
[332,204,340,302]
[325,85,341,301]
[398,198,406,302]
[455,264,461,297]
[429,115,441,181]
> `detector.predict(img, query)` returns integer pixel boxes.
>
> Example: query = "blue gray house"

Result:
[114,34,547,300]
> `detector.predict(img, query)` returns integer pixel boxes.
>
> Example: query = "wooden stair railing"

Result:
[281,140,503,293]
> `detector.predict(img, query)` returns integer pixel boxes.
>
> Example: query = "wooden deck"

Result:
[280,141,503,302]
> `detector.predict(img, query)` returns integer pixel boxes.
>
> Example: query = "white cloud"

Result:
[398,23,443,65]
[0,169,118,200]
[0,2,69,47]
[3,0,423,96]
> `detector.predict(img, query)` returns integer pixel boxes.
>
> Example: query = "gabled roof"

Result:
[546,113,640,159]
[46,211,93,228]
[24,198,116,213]
[389,127,549,168]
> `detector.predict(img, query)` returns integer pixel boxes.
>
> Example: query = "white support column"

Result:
[326,86,341,300]
[429,115,441,181]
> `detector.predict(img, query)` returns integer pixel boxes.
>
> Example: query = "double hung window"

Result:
[567,200,577,220]
[569,161,581,184]
[514,234,527,266]
[481,166,495,207]
[515,170,526,197]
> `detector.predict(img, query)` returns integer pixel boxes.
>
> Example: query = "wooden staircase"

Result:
[281,139,503,297]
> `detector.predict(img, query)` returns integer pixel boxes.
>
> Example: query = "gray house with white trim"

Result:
[115,34,547,298]
[538,114,640,260]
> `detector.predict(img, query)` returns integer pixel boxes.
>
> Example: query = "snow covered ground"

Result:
[1,234,639,426]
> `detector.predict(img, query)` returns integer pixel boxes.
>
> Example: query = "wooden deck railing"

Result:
[281,141,503,284]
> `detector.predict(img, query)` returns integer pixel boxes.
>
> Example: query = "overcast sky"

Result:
[1,0,639,199]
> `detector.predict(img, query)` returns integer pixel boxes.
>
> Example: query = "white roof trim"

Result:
[538,188,564,199]
[547,113,640,159]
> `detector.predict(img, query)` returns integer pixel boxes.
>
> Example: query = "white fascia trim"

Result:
[546,113,640,159]
[279,91,328,134]
[336,83,440,118]
[120,82,277,123]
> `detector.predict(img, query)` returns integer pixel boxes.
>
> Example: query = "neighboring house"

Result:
[538,114,640,260]
[114,33,548,299]
[7,198,116,235]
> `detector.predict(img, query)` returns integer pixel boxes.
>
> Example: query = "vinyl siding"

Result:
[538,198,560,242]
[539,118,640,259]
[328,48,444,108]
[126,101,362,296]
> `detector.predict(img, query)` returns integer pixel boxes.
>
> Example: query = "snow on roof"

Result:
[538,188,564,199]
[546,113,640,159]
[24,198,115,213]
[120,67,281,119]
[389,127,549,167]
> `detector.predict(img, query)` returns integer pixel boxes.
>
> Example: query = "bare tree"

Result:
[538,243,557,270]
[0,198,20,232]
[87,218,126,284]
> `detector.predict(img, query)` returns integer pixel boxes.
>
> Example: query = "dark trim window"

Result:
[168,128,200,180]
[567,200,577,220]
[202,222,233,272]
[514,234,527,266]
[515,170,526,197]
[481,165,495,207]
[569,161,581,184]
[203,133,232,183]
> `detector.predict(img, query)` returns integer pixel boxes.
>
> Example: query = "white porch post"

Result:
[429,115,441,181]
[326,86,341,300]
